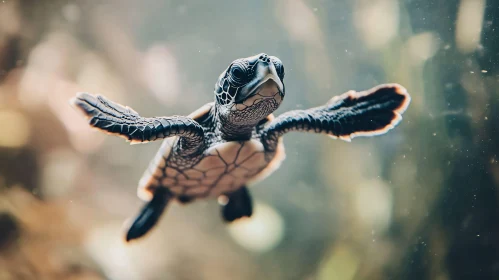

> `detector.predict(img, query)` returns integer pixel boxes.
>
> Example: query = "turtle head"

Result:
[214,53,285,128]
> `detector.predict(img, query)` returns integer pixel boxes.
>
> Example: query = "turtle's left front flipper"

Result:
[261,84,411,150]
[70,93,205,150]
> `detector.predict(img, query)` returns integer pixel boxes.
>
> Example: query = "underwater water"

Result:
[0,0,498,279]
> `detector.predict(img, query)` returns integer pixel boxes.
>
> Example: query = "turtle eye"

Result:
[228,60,248,86]
[231,67,243,79]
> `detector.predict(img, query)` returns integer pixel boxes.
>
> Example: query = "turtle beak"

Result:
[235,61,284,103]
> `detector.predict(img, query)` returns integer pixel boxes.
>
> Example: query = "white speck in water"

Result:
[313,8,318,12]
[403,154,406,159]
[477,234,480,237]
[484,116,488,120]
[470,71,474,74]
[433,132,437,136]
[481,70,488,73]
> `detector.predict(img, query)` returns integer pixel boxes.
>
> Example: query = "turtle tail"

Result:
[124,188,171,242]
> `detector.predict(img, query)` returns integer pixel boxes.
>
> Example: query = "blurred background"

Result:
[0,0,498,279]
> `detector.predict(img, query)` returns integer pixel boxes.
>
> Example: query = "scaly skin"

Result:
[260,83,411,152]
[71,93,205,155]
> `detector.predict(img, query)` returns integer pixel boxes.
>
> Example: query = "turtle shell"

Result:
[137,103,286,202]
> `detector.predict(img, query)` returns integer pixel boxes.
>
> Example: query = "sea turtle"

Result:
[71,53,410,242]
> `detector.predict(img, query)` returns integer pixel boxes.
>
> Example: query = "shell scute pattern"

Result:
[139,137,276,200]
[184,169,204,179]
[161,178,175,186]
[185,187,209,196]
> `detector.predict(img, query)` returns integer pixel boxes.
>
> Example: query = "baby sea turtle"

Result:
[71,53,410,242]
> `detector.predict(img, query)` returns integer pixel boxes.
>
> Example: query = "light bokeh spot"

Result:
[227,201,285,253]
[456,0,486,53]
[354,179,393,233]
[0,110,30,148]
[354,0,400,50]
[407,32,440,65]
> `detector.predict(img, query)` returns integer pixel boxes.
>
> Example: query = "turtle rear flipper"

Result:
[219,187,253,222]
[125,188,171,242]
[70,93,205,150]
[261,83,410,149]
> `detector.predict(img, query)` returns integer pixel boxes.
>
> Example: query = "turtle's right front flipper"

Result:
[70,93,205,150]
